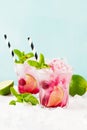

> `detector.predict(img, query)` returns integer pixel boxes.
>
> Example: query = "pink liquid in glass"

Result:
[15,62,39,94]
[39,59,72,107]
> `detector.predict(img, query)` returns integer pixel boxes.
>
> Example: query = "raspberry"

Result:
[42,95,49,106]
[41,81,50,89]
[18,78,26,86]
[32,88,39,94]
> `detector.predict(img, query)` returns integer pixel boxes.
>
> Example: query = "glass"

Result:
[39,59,72,107]
[14,62,39,94]
[14,58,72,108]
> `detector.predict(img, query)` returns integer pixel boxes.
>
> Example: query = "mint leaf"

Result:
[27,60,40,68]
[69,74,87,96]
[14,49,23,58]
[22,93,30,98]
[15,59,23,64]
[39,53,50,69]
[9,88,39,106]
[10,87,19,97]
[39,53,45,65]
[41,63,50,69]
[25,52,34,59]
[9,100,16,105]
[24,94,39,105]
[21,51,25,56]
[16,95,23,103]
[14,49,25,63]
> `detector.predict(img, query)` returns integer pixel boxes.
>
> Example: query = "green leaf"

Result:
[15,59,24,64]
[24,94,39,105]
[16,95,23,103]
[39,53,45,65]
[14,49,23,58]
[9,100,16,105]
[27,60,40,68]
[39,53,50,69]
[16,99,23,103]
[21,51,25,56]
[10,87,19,97]
[25,52,34,59]
[69,74,87,96]
[41,63,50,69]
[14,49,25,63]
[21,93,30,98]
[19,56,26,63]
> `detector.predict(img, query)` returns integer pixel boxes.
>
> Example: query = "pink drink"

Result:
[39,59,72,107]
[15,62,39,94]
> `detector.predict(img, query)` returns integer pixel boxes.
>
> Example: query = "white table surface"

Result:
[0,92,87,130]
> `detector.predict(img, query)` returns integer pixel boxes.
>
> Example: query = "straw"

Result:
[4,34,15,62]
[27,37,38,60]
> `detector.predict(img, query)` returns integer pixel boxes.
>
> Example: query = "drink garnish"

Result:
[9,87,39,105]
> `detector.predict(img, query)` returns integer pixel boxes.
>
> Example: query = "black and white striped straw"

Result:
[28,37,38,60]
[4,34,15,62]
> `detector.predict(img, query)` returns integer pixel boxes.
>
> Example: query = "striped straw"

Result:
[4,34,15,62]
[27,37,38,60]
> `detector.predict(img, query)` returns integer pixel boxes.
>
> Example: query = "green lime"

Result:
[69,74,87,96]
[0,80,14,95]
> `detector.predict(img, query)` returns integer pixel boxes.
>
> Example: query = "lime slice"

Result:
[0,80,14,95]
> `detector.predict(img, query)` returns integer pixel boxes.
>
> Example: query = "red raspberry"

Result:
[42,95,49,106]
[41,81,50,89]
[18,78,26,86]
[32,88,39,94]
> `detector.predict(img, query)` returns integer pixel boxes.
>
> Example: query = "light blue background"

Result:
[0,0,87,83]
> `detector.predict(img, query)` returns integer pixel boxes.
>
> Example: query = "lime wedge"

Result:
[0,80,14,95]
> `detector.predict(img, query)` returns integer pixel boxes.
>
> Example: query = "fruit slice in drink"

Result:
[47,86,64,107]
[18,74,39,94]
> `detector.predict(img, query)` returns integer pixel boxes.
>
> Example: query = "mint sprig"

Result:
[14,49,34,63]
[9,87,39,105]
[13,49,50,69]
[27,53,50,69]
